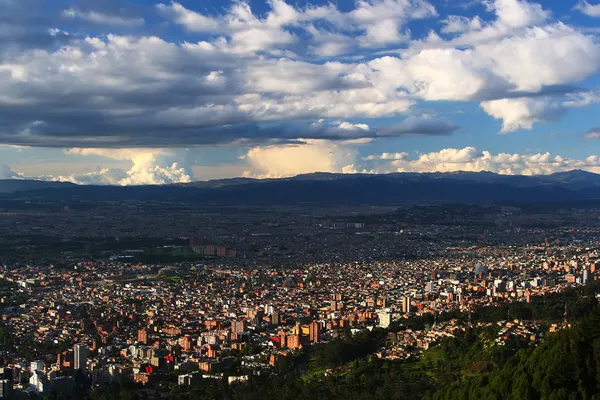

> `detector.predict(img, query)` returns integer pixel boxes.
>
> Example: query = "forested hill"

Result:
[429,309,600,400]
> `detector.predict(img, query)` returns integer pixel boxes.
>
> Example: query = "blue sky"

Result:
[0,0,599,184]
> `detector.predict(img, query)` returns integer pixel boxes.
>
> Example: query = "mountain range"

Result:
[1,170,599,205]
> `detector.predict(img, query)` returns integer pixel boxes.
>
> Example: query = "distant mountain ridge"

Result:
[0,179,76,193]
[1,170,599,205]
[177,169,600,191]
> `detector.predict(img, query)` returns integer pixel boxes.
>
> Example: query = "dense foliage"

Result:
[430,309,600,400]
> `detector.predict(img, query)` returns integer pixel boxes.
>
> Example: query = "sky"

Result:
[0,0,600,185]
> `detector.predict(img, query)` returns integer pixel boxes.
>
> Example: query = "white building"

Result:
[378,311,392,329]
[30,360,44,374]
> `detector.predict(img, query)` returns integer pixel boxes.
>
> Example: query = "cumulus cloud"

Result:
[46,168,128,185]
[481,92,599,132]
[366,147,600,175]
[374,23,600,103]
[574,1,600,17]
[62,148,193,185]
[480,98,563,132]
[242,139,360,178]
[156,0,437,51]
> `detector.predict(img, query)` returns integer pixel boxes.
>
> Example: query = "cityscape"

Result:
[2,0,600,398]
[0,190,599,399]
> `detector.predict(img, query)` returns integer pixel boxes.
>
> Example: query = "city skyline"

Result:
[1,0,600,184]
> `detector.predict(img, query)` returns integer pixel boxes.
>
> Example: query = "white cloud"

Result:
[155,2,221,33]
[337,121,370,131]
[363,152,409,160]
[366,146,600,175]
[156,0,437,53]
[62,8,144,27]
[476,23,600,93]
[0,0,598,147]
[48,168,128,185]
[488,0,549,28]
[481,92,599,132]
[574,0,600,17]
[351,0,437,46]
[480,98,563,132]
[242,139,359,178]
[63,148,193,185]
[372,23,600,103]
[156,0,300,53]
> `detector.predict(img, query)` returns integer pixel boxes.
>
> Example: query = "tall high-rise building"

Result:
[74,344,89,371]
[402,296,411,314]
[309,321,321,343]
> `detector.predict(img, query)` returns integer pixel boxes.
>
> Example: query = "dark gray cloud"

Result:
[0,0,71,56]
[472,84,586,102]
[0,116,459,148]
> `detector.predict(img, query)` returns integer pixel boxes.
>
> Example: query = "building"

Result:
[286,334,301,349]
[402,296,411,314]
[74,344,89,371]
[29,371,50,396]
[232,320,247,334]
[138,329,148,344]
[378,311,392,329]
[0,367,13,399]
[92,366,112,384]
[51,376,75,398]
[0,379,11,400]
[425,281,435,293]
[178,373,200,386]
[30,360,44,374]
[309,321,321,343]
[270,311,280,326]
[330,300,338,311]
